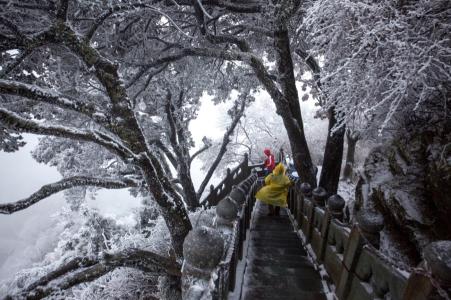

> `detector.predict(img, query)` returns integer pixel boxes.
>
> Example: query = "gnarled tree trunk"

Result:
[319,107,345,195]
[342,130,359,181]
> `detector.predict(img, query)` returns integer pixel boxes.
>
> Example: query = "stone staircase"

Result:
[241,203,327,300]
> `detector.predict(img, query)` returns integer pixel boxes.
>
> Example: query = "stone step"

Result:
[249,245,307,256]
[247,257,314,268]
[243,288,327,300]
[244,270,323,289]
[253,224,294,231]
[250,235,300,243]
[255,215,291,223]
[250,239,302,248]
[246,251,308,264]
[246,265,320,277]
[250,230,298,240]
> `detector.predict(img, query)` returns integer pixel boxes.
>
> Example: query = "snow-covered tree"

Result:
[0,1,255,297]
[303,0,450,135]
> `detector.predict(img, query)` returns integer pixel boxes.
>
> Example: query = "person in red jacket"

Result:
[263,148,275,176]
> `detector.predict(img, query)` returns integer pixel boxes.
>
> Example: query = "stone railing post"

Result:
[356,209,384,249]
[216,197,239,228]
[182,227,225,299]
[299,183,313,241]
[403,241,451,299]
[312,187,327,207]
[316,194,346,263]
[327,194,346,222]
[294,180,304,228]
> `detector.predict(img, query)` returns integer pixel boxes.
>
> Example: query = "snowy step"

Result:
[253,224,294,231]
[250,230,298,240]
[246,265,320,277]
[250,239,303,248]
[244,271,323,288]
[243,288,327,300]
[249,245,307,256]
[246,251,308,264]
[253,215,291,222]
[247,257,314,268]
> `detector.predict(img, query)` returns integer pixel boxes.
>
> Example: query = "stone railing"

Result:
[200,154,253,208]
[286,177,451,300]
[200,151,283,208]
[182,173,261,300]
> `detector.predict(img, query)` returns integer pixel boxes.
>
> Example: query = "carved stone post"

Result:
[294,180,303,228]
[424,241,451,291]
[356,209,384,249]
[182,226,225,299]
[312,187,327,207]
[229,186,246,207]
[300,183,313,241]
[216,197,239,228]
[300,182,313,198]
[327,194,346,222]
[403,241,451,299]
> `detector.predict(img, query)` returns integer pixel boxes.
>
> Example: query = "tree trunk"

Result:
[272,27,317,187]
[178,162,199,210]
[342,131,358,181]
[139,157,192,258]
[319,107,345,195]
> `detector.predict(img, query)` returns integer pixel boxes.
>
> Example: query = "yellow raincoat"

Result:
[255,163,292,207]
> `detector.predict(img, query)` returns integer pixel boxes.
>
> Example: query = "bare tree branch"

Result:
[189,142,211,166]
[160,0,262,13]
[196,98,247,198]
[0,79,97,117]
[0,16,26,40]
[0,49,32,78]
[0,176,138,214]
[56,0,70,21]
[19,249,180,299]
[0,108,132,159]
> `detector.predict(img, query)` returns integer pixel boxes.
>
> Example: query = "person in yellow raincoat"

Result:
[255,163,292,216]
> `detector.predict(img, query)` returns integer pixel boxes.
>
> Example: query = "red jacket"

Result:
[264,153,275,171]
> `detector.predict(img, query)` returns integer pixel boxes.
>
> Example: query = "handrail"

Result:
[200,153,252,208]
[182,173,261,300]
[211,177,261,299]
[200,153,280,208]
[285,175,451,300]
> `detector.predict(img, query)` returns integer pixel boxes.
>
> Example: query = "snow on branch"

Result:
[0,79,97,117]
[0,108,132,159]
[18,249,180,299]
[56,0,70,21]
[0,176,138,214]
[0,49,32,78]
[196,97,247,199]
[163,0,262,13]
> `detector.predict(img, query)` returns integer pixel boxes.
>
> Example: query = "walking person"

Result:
[263,148,275,176]
[256,163,292,216]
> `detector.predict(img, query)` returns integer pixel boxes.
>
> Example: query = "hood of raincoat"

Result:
[264,148,271,156]
[273,163,285,176]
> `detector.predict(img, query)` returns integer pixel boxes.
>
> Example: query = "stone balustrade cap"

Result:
[312,187,327,198]
[229,186,246,205]
[424,240,451,282]
[183,226,224,272]
[300,183,312,196]
[356,209,384,232]
[328,194,346,211]
[216,197,239,221]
